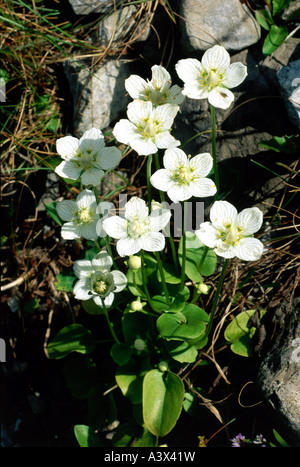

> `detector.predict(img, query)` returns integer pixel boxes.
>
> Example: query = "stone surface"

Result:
[63,58,130,135]
[178,0,261,53]
[256,298,300,446]
[68,0,122,15]
[277,59,300,129]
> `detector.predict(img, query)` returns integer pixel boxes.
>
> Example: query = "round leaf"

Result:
[47,323,96,359]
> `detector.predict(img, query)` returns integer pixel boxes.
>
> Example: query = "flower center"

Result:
[77,208,93,223]
[221,226,241,246]
[90,272,115,297]
[200,69,224,91]
[142,118,159,138]
[127,219,150,238]
[76,149,95,169]
[173,164,195,185]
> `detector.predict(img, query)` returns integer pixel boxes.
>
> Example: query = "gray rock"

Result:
[277,59,300,129]
[256,297,300,446]
[178,0,261,53]
[64,57,130,134]
[68,0,122,15]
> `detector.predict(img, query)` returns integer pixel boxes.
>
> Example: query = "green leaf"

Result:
[262,24,289,56]
[142,369,185,437]
[259,135,297,154]
[45,202,62,226]
[157,304,208,341]
[47,323,96,359]
[272,429,291,447]
[255,8,274,30]
[122,312,154,345]
[164,340,198,363]
[115,358,151,405]
[54,267,76,292]
[272,0,292,16]
[157,263,181,284]
[62,355,99,399]
[110,343,133,366]
[151,293,186,313]
[74,425,104,447]
[178,232,217,280]
[224,309,267,357]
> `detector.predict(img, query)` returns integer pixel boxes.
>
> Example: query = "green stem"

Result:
[180,201,188,291]
[154,251,171,305]
[198,245,209,272]
[101,298,120,344]
[204,258,229,339]
[154,152,179,271]
[140,250,153,307]
[210,104,219,199]
[132,271,147,299]
[147,154,153,213]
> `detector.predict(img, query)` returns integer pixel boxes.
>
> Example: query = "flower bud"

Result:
[196,282,210,295]
[130,300,144,312]
[134,338,146,352]
[128,255,142,271]
[158,361,169,372]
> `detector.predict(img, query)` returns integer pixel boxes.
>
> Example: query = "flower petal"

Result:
[167,184,193,203]
[189,153,213,177]
[56,200,77,221]
[125,197,148,222]
[235,237,264,261]
[190,177,217,198]
[73,279,91,300]
[125,74,147,99]
[175,58,203,86]
[61,221,80,239]
[131,136,159,156]
[208,86,234,109]
[81,168,105,186]
[195,221,219,248]
[77,220,98,241]
[237,207,263,236]
[102,215,128,239]
[73,260,94,279]
[113,119,137,146]
[55,160,81,180]
[97,147,122,170]
[153,103,179,131]
[56,136,79,160]
[149,207,171,231]
[127,100,153,126]
[116,237,142,257]
[201,45,230,73]
[151,65,171,90]
[167,85,185,105]
[111,270,127,293]
[154,132,180,150]
[76,189,97,209]
[139,231,165,252]
[210,201,238,229]
[150,169,174,192]
[223,62,247,89]
[163,147,188,170]
[79,128,105,154]
[92,251,113,272]
[93,292,114,308]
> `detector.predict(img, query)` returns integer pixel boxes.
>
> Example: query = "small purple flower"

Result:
[230,433,246,447]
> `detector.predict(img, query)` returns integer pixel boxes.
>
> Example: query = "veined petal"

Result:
[55,160,81,180]
[111,270,127,293]
[81,168,105,186]
[113,119,137,146]
[201,45,230,73]
[182,82,209,100]
[92,251,113,272]
[102,216,128,239]
[163,147,188,170]
[116,236,142,257]
[214,242,236,259]
[223,62,247,89]
[79,128,105,154]
[150,169,174,192]
[139,231,165,252]
[125,197,148,222]
[96,218,107,238]
[167,85,185,105]
[208,86,234,109]
[79,127,104,144]
[56,200,77,221]
[125,75,147,99]
[149,207,171,231]
[154,132,180,150]
[210,201,238,229]
[56,136,79,160]
[235,237,264,261]
[238,208,263,237]
[77,220,98,241]
[153,103,179,131]
[61,221,80,240]
[130,135,158,156]
[127,100,153,126]
[94,292,115,308]
[195,221,219,248]
[151,65,171,90]
[189,153,213,177]
[191,177,217,198]
[73,260,94,279]
[98,147,122,170]
[167,184,193,203]
[76,189,97,210]
[175,58,203,86]
[73,279,91,300]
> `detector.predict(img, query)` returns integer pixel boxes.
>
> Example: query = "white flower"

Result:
[175,45,247,109]
[125,64,185,106]
[56,189,99,241]
[113,100,180,156]
[195,201,264,261]
[150,147,216,203]
[73,250,127,308]
[55,128,122,186]
[102,196,171,257]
